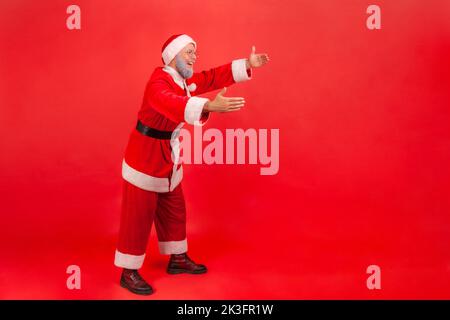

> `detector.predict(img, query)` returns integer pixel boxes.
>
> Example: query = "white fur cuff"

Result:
[185,97,209,125]
[232,58,252,82]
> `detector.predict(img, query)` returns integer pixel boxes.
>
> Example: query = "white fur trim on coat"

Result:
[184,96,209,125]
[231,58,252,82]
[122,160,183,193]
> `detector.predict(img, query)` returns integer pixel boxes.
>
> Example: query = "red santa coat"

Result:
[122,58,252,193]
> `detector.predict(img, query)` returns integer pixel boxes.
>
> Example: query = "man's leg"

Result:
[115,179,157,295]
[154,184,207,274]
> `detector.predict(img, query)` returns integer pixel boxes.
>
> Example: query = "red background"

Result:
[1,0,450,299]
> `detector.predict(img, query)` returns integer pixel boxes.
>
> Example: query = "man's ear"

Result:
[168,56,177,68]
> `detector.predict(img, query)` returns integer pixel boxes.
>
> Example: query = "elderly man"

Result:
[115,34,269,295]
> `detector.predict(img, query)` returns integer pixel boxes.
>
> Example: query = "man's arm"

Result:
[187,46,269,96]
[187,60,251,96]
[146,79,209,125]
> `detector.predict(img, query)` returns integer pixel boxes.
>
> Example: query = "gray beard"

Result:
[175,54,193,79]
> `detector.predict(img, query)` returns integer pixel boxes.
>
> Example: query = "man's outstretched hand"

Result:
[246,46,270,69]
[202,47,269,113]
[203,87,245,113]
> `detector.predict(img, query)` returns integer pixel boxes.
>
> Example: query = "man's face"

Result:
[173,43,197,79]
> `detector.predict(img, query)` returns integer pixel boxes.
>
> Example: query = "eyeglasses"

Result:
[184,49,199,58]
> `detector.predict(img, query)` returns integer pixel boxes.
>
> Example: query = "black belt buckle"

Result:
[136,120,173,140]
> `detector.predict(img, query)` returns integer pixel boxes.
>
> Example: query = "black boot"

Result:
[167,253,207,274]
[120,269,153,295]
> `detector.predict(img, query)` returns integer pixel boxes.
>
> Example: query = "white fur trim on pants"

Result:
[232,58,252,82]
[114,250,146,269]
[158,238,188,255]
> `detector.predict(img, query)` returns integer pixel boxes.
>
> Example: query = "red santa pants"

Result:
[114,179,187,270]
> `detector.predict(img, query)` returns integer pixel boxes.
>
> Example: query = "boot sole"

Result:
[166,268,207,275]
[120,279,154,296]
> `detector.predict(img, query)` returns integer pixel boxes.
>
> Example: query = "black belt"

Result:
[136,120,173,140]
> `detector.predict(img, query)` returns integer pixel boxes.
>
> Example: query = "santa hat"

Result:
[161,34,197,65]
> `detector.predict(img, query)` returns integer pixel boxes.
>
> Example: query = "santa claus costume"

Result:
[114,34,252,273]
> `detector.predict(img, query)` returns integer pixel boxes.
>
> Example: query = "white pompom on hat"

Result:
[161,34,196,65]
